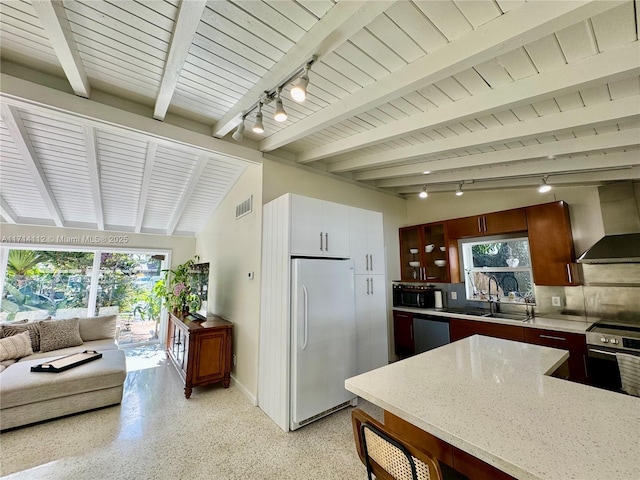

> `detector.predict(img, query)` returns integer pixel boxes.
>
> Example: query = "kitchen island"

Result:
[345,335,639,480]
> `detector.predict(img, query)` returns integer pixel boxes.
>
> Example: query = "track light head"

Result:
[291,74,309,103]
[232,120,245,142]
[538,177,552,193]
[456,182,464,196]
[291,63,310,103]
[419,186,428,199]
[253,103,264,134]
[274,90,287,122]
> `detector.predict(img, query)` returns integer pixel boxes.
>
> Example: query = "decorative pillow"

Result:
[0,331,33,361]
[3,322,42,352]
[39,318,83,353]
[79,314,117,341]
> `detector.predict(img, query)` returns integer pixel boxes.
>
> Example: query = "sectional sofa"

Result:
[0,314,127,430]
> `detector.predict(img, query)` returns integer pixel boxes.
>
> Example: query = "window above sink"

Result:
[461,236,534,304]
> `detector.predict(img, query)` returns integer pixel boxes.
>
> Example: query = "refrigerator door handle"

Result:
[319,232,323,251]
[370,277,373,295]
[302,285,309,350]
[325,232,328,251]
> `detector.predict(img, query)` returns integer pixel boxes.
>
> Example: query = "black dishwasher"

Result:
[412,314,450,354]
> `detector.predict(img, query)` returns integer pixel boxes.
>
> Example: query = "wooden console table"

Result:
[166,313,232,399]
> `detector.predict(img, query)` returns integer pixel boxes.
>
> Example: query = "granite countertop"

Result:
[345,335,639,480]
[393,306,593,333]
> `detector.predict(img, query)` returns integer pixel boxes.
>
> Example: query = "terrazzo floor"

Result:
[0,345,377,480]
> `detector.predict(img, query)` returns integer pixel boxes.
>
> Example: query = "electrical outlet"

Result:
[551,296,562,307]
[451,292,457,300]
[233,354,237,366]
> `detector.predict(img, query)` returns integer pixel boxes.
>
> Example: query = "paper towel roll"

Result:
[434,290,443,309]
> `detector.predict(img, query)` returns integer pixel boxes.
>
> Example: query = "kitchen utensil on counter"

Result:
[434,260,446,267]
[425,244,435,253]
[434,290,443,309]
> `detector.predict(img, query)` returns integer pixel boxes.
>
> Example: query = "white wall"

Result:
[0,224,196,268]
[195,164,263,403]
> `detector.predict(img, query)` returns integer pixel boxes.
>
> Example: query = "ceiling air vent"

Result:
[235,195,253,219]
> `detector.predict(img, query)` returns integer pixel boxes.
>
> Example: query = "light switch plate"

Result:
[451,292,457,300]
[551,296,562,307]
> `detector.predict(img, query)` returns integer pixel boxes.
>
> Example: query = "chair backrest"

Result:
[351,409,443,480]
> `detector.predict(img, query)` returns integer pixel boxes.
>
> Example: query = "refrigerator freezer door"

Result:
[290,258,357,429]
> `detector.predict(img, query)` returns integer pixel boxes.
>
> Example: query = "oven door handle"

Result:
[589,348,617,357]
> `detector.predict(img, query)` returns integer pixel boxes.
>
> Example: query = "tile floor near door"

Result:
[1,345,373,480]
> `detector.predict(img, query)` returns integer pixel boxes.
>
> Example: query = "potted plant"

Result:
[155,256,202,315]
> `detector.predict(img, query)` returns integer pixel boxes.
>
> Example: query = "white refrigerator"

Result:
[289,258,357,430]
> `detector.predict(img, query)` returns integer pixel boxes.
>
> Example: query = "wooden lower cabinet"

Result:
[393,311,415,358]
[523,327,589,383]
[384,411,516,480]
[449,318,524,343]
[167,313,233,398]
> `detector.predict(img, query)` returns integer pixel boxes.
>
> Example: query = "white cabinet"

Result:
[290,195,350,257]
[355,274,388,374]
[350,207,385,275]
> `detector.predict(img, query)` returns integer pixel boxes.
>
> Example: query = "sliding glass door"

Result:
[0,246,169,346]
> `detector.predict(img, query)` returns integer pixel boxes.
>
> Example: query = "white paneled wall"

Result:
[258,194,291,431]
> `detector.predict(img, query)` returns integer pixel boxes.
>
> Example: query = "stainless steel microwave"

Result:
[393,285,436,309]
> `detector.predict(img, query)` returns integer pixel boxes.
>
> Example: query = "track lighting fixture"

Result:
[291,62,311,103]
[232,118,245,142]
[230,56,316,141]
[274,88,287,122]
[253,103,264,134]
[419,186,428,199]
[456,182,464,196]
[538,176,552,193]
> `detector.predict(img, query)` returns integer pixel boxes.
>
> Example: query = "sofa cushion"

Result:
[39,318,83,353]
[79,314,117,341]
[0,331,33,361]
[21,339,118,362]
[2,322,41,352]
[0,349,127,410]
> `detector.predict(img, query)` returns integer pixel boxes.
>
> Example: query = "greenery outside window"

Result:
[462,236,534,304]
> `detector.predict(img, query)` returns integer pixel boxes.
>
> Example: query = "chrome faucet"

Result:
[488,275,501,314]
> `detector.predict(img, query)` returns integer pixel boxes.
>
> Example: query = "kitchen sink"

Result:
[442,308,529,322]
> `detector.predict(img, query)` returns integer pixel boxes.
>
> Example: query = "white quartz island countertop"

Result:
[345,335,640,480]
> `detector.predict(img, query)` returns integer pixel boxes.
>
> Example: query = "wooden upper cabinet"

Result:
[399,222,450,282]
[447,208,527,239]
[526,201,579,286]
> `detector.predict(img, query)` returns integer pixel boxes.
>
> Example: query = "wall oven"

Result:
[585,320,640,393]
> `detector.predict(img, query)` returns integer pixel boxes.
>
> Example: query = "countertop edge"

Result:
[392,307,593,334]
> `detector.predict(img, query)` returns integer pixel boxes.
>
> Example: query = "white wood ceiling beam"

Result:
[0,103,65,227]
[260,0,626,152]
[82,126,104,230]
[0,196,18,224]
[298,42,640,164]
[154,0,207,121]
[354,128,640,181]
[377,151,640,188]
[329,96,640,173]
[32,0,90,98]
[397,166,640,194]
[135,142,157,234]
[0,74,262,164]
[167,154,209,235]
[212,0,397,138]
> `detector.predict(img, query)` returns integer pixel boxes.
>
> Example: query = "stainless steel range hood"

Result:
[578,181,640,264]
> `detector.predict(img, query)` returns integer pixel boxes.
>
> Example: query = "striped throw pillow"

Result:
[0,331,34,361]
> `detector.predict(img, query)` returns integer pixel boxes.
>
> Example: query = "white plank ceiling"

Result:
[1,0,639,235]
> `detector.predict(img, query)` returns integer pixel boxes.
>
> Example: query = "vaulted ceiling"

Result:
[1,0,639,236]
